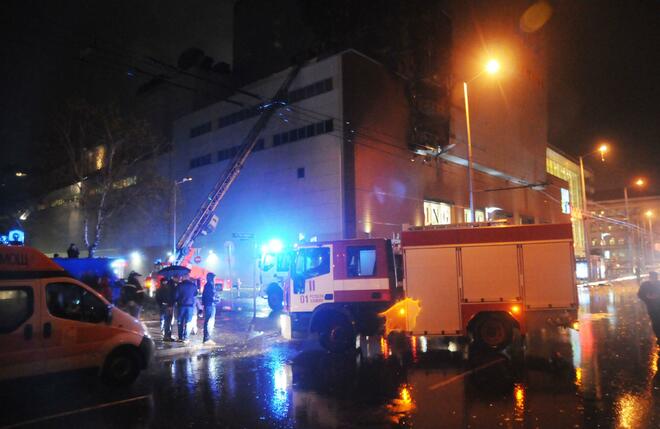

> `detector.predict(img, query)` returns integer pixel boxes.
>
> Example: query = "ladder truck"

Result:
[172,65,301,270]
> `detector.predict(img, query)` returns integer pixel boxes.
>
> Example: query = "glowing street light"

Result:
[464,58,502,221]
[597,143,609,161]
[624,177,648,272]
[172,176,193,255]
[579,142,610,280]
[15,171,27,177]
[485,59,501,75]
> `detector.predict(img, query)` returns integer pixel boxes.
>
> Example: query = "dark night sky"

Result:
[547,0,659,195]
[0,0,658,195]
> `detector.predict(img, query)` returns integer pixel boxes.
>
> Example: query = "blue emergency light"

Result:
[8,229,25,245]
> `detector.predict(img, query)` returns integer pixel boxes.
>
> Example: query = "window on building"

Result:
[272,119,334,147]
[297,167,305,179]
[520,215,535,225]
[560,188,571,214]
[190,153,212,169]
[0,287,33,334]
[347,246,377,277]
[190,122,212,138]
[46,283,107,323]
[475,210,486,222]
[218,78,333,129]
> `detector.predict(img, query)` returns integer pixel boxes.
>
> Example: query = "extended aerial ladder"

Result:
[174,64,302,265]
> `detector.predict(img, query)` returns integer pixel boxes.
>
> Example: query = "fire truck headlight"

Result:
[510,305,521,315]
[572,321,580,331]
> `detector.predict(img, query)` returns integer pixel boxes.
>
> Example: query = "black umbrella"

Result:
[157,265,191,278]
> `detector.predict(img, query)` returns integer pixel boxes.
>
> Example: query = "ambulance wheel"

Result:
[472,314,513,351]
[319,313,355,353]
[267,285,283,311]
[102,349,141,386]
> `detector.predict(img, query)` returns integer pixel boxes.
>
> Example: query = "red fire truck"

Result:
[281,223,578,354]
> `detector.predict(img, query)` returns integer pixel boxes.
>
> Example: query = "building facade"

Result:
[588,194,660,276]
[171,48,568,282]
[546,146,588,257]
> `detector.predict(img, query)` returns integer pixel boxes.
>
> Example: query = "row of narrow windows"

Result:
[189,78,333,138]
[189,119,333,170]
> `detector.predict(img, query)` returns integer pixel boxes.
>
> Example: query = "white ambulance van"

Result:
[0,246,153,385]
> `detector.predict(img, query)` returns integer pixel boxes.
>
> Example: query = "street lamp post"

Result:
[624,178,646,273]
[646,210,656,267]
[172,177,193,256]
[578,143,608,280]
[463,59,500,221]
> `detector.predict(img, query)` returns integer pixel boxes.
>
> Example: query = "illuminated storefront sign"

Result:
[424,201,452,225]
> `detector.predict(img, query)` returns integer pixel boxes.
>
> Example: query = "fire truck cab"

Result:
[284,239,396,352]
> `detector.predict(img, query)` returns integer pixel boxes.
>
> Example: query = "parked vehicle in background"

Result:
[0,246,153,385]
[259,239,293,311]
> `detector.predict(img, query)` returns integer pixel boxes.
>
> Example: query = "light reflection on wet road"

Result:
[1,280,659,428]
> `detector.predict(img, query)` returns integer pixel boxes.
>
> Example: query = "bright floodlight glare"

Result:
[130,251,142,263]
[635,178,645,187]
[207,250,219,264]
[268,239,284,254]
[15,171,27,177]
[485,59,501,74]
[598,144,608,153]
[646,210,654,218]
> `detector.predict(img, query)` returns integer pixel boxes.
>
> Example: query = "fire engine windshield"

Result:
[294,247,330,279]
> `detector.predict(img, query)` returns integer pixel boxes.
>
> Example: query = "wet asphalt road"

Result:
[1,279,659,429]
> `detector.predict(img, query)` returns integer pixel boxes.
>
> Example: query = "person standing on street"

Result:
[175,274,198,343]
[123,271,145,318]
[202,272,218,345]
[67,243,80,258]
[638,271,660,345]
[156,277,176,341]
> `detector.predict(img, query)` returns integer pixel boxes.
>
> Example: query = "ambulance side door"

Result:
[40,279,111,373]
[0,281,43,379]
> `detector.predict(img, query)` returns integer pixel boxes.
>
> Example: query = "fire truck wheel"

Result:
[102,349,141,386]
[319,313,355,353]
[473,314,513,350]
[267,285,283,311]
